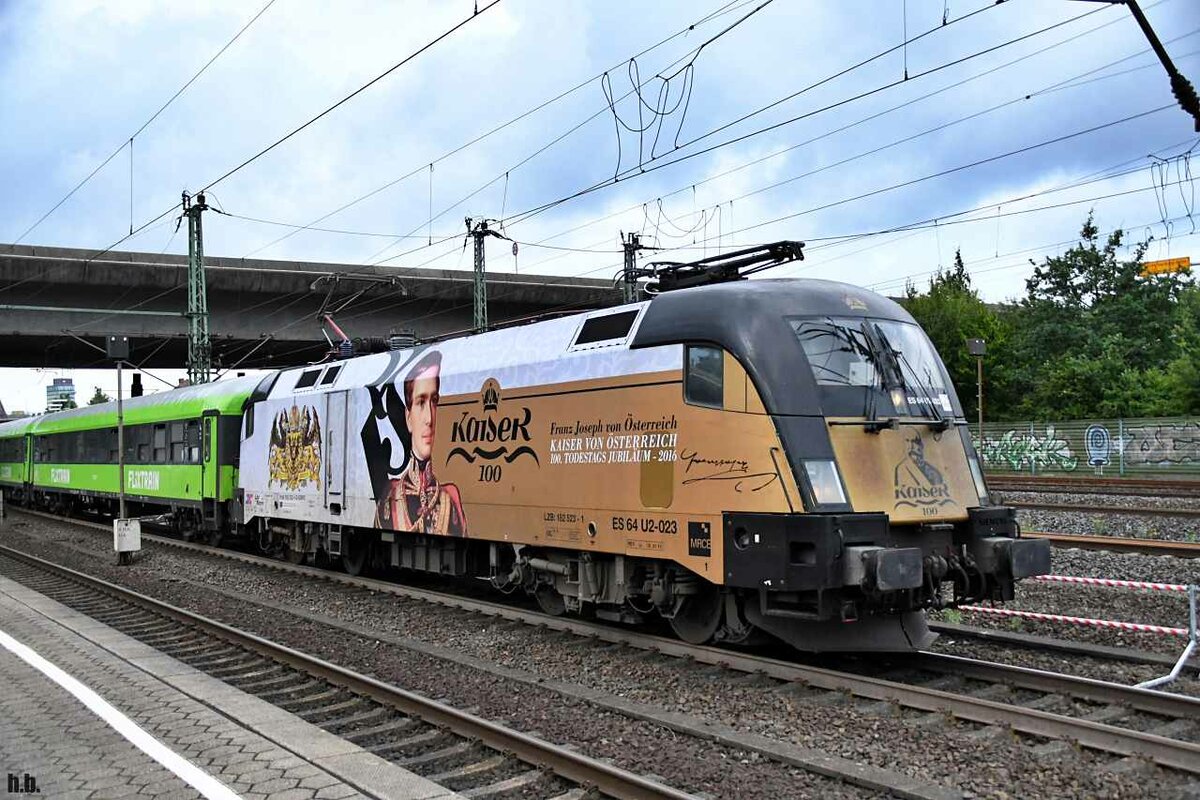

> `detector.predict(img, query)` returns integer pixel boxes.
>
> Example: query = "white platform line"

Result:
[0,627,242,800]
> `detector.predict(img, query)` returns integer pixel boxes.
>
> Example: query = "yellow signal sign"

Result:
[1140,256,1191,277]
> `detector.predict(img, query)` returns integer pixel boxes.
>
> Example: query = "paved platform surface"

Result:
[0,573,464,799]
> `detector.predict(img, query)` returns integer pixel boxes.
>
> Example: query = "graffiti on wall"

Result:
[977,426,1078,473]
[977,419,1200,475]
[1126,422,1200,467]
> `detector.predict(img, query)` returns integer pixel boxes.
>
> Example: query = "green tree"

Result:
[1161,283,1200,414]
[902,249,1008,421]
[88,387,111,405]
[1007,214,1194,419]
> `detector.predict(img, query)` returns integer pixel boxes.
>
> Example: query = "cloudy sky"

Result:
[1,0,1197,413]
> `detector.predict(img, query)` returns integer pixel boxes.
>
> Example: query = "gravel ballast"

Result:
[998,489,1200,542]
[999,490,1200,513]
[2,512,1198,799]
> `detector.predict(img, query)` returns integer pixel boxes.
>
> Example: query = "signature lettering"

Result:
[679,450,777,492]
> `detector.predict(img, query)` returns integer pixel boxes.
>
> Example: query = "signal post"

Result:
[108,334,140,566]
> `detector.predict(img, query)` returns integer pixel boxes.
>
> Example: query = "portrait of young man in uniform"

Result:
[374,350,467,535]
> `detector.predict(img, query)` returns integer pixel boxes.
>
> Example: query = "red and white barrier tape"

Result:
[958,605,1189,637]
[1032,574,1189,593]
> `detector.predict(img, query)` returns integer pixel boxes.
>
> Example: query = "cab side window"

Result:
[684,345,723,408]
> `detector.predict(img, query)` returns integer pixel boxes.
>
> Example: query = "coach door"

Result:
[201,411,219,500]
[325,391,348,516]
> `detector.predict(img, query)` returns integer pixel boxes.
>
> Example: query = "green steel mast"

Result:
[184,192,211,385]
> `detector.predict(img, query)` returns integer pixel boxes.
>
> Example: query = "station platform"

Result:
[0,574,463,799]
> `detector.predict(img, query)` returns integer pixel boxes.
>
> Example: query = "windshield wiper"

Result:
[839,320,896,432]
[874,324,951,432]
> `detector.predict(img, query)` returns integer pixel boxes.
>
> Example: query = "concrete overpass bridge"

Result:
[0,244,622,370]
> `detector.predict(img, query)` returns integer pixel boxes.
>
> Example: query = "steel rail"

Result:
[1023,531,1200,559]
[1011,502,1200,518]
[8,508,1200,776]
[905,651,1200,719]
[929,620,1195,668]
[0,542,696,800]
[988,476,1200,496]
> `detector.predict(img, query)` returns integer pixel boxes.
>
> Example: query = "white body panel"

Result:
[239,303,682,529]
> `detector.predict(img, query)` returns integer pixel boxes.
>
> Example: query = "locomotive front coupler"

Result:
[957,506,1052,585]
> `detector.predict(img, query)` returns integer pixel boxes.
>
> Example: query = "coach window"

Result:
[684,345,723,409]
[153,424,168,463]
[185,421,201,463]
[168,421,186,463]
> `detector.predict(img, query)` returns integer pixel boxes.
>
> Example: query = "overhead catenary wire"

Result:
[239,0,760,260]
[75,0,502,271]
[309,67,1187,338]
[379,133,1200,326]
[659,135,1200,271]
[668,105,1176,246]
[229,0,1174,279]
[595,45,1200,262]
[497,6,1185,268]
[242,0,1118,281]
[363,0,780,268]
[359,138,1197,337]
[214,208,630,254]
[338,4,1111,287]
[355,30,1180,297]
[11,0,279,245]
[598,0,776,176]
[500,3,1116,232]
[197,1,504,200]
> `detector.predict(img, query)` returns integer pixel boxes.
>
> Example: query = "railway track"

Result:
[929,620,1199,669]
[6,508,1200,780]
[1010,501,1200,518]
[0,543,694,800]
[1023,530,1200,558]
[988,475,1200,497]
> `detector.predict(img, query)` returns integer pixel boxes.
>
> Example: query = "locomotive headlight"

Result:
[803,460,847,506]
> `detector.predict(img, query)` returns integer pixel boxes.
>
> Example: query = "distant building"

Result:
[46,378,76,412]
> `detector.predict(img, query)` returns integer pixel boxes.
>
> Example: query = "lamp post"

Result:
[967,338,987,447]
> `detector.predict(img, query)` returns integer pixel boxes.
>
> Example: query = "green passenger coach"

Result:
[0,416,36,492]
[0,374,266,541]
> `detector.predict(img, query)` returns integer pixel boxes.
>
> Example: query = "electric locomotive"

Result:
[0,241,1050,652]
[236,242,1049,651]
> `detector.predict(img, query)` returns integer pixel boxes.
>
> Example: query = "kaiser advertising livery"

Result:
[238,307,799,566]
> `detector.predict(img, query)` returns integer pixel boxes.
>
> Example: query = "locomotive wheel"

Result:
[341,532,371,576]
[535,585,566,616]
[207,527,224,548]
[668,587,724,644]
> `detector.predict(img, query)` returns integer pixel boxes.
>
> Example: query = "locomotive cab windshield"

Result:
[791,315,958,426]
